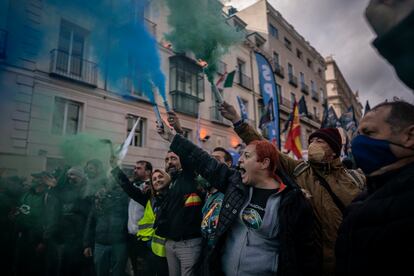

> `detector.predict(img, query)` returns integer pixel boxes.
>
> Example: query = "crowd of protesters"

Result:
[1,98,413,276]
[0,1,413,275]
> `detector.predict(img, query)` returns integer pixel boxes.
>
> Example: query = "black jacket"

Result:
[335,162,414,276]
[113,161,202,241]
[155,167,203,241]
[83,184,128,247]
[170,135,320,276]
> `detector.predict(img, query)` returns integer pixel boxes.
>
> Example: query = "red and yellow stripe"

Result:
[184,193,202,207]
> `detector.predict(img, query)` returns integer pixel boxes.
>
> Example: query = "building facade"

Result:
[0,0,328,176]
[325,55,363,122]
[231,0,327,151]
[0,0,261,176]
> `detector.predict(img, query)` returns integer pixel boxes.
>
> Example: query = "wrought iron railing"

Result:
[281,97,292,108]
[49,49,98,87]
[300,82,309,94]
[209,106,226,124]
[170,90,200,117]
[274,62,284,78]
[236,71,252,90]
[312,89,319,101]
[288,73,298,87]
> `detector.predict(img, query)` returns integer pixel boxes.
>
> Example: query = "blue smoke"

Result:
[3,0,166,105]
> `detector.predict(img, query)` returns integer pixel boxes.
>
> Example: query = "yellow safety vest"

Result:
[137,200,155,241]
[151,233,166,257]
[137,200,166,257]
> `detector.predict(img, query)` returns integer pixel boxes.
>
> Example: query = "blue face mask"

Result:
[351,135,399,175]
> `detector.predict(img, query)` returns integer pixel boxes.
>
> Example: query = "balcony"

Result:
[236,71,252,90]
[49,49,98,87]
[274,63,285,78]
[0,29,7,59]
[288,73,298,87]
[281,97,292,108]
[300,82,309,94]
[170,90,201,117]
[312,90,319,101]
[217,60,227,75]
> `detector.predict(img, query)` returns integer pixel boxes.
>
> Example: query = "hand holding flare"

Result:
[156,119,176,142]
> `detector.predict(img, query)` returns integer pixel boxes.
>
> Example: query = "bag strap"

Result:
[313,171,346,215]
[345,169,365,190]
[293,161,310,177]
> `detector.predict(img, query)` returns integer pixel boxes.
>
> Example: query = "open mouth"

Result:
[238,167,247,178]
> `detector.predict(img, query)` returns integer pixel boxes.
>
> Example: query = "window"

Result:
[318,68,323,78]
[126,115,145,147]
[296,49,303,60]
[273,52,280,65]
[169,55,204,99]
[234,21,245,32]
[237,59,246,74]
[320,88,325,102]
[169,55,205,116]
[300,72,305,84]
[313,107,317,117]
[52,97,81,135]
[288,63,293,75]
[311,80,316,92]
[284,37,292,51]
[236,59,252,90]
[307,58,313,69]
[269,24,279,38]
[276,84,282,98]
[57,20,88,77]
[290,92,296,106]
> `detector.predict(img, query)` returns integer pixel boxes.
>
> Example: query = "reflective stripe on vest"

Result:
[137,200,155,241]
[151,234,166,257]
[138,223,154,230]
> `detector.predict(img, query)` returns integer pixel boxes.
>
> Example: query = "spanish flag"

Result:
[284,100,302,159]
[184,193,202,207]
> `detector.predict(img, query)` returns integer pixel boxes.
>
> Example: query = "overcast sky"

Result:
[228,0,414,107]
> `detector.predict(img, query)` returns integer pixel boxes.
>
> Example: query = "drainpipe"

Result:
[249,46,257,126]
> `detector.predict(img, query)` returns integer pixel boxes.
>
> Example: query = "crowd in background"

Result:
[0,0,414,275]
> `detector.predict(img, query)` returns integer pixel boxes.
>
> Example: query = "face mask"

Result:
[308,143,326,163]
[351,135,398,174]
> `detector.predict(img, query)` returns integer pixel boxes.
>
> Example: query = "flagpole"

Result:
[211,83,224,104]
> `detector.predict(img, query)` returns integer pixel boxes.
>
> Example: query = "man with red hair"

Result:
[156,121,319,276]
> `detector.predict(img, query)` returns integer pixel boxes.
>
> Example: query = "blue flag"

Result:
[254,52,281,148]
[236,96,248,120]
[321,106,340,128]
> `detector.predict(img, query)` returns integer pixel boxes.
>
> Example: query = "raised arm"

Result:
[110,166,150,206]
[156,120,237,193]
[219,101,300,174]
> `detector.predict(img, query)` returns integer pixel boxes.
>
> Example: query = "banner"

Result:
[254,52,280,148]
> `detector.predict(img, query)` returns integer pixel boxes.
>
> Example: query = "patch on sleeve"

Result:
[184,193,202,207]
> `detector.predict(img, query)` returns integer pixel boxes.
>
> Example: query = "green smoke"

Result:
[60,133,113,168]
[164,0,243,82]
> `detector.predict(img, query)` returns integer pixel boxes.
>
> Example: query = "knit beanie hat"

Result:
[308,128,342,157]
